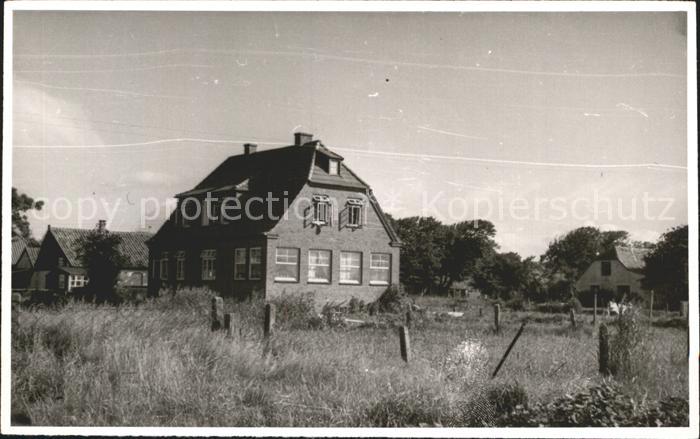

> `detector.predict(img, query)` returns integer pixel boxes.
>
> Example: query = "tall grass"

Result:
[10,290,688,426]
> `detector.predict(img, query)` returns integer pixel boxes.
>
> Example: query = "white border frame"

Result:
[2,1,697,437]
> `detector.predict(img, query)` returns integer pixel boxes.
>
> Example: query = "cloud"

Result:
[13,81,104,148]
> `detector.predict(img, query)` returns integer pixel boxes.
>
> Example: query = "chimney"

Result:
[294,132,313,146]
[244,143,258,155]
[97,220,107,231]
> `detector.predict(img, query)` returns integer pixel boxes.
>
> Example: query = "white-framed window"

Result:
[176,251,186,280]
[234,248,247,280]
[370,253,391,285]
[329,159,339,175]
[201,249,216,280]
[249,247,262,280]
[312,195,331,225]
[160,252,169,280]
[58,274,66,289]
[347,198,364,227]
[340,251,362,284]
[68,275,87,291]
[308,250,331,283]
[275,247,299,282]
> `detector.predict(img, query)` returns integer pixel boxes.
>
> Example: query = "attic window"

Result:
[312,195,331,226]
[328,159,339,175]
[347,198,364,228]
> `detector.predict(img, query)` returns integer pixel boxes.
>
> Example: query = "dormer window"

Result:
[312,195,331,226]
[328,159,339,175]
[347,198,364,228]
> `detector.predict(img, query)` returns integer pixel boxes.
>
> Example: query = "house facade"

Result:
[575,245,651,300]
[31,225,152,292]
[148,133,401,305]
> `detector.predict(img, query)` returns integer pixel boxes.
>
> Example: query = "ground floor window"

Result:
[308,249,331,283]
[234,248,247,280]
[370,253,391,285]
[176,251,186,280]
[201,249,216,280]
[68,275,87,291]
[160,252,169,280]
[249,247,262,280]
[340,251,362,284]
[275,247,299,282]
[58,274,66,290]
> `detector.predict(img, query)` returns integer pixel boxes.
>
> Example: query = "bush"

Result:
[504,296,525,311]
[534,302,569,314]
[609,307,645,379]
[375,284,410,313]
[269,293,320,330]
[497,380,688,427]
[487,382,528,414]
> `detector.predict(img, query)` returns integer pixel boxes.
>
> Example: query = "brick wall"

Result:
[265,183,400,307]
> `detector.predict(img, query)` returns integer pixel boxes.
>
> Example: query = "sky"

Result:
[11,11,689,257]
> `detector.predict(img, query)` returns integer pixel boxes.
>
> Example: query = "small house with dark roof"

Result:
[575,245,651,299]
[148,132,401,305]
[31,225,152,292]
[11,238,41,289]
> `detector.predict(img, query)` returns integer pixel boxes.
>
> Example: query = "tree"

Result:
[393,216,446,294]
[438,219,498,291]
[12,187,44,241]
[541,227,630,300]
[75,222,127,303]
[472,252,539,301]
[641,225,688,308]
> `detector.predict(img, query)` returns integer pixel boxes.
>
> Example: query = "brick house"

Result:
[575,245,651,300]
[31,225,152,292]
[147,133,401,305]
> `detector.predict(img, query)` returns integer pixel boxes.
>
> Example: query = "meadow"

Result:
[10,289,689,427]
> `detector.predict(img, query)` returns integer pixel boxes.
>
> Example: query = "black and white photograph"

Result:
[2,1,697,436]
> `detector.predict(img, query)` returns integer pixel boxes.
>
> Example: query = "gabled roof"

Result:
[12,236,28,265]
[23,246,40,265]
[150,137,401,246]
[614,245,651,271]
[48,227,152,269]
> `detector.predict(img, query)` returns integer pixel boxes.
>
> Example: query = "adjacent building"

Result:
[575,245,651,299]
[31,225,152,292]
[147,132,401,305]
[11,236,40,289]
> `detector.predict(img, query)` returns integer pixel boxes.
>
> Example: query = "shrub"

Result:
[320,302,346,328]
[534,302,569,314]
[375,284,410,313]
[269,293,320,330]
[487,382,528,414]
[609,307,645,379]
[347,297,366,314]
[504,296,525,311]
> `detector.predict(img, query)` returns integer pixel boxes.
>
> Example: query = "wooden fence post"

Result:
[593,293,597,325]
[405,309,412,328]
[680,301,688,318]
[211,296,223,331]
[494,303,501,333]
[598,323,610,375]
[649,290,654,321]
[492,321,526,378]
[569,308,576,328]
[264,303,276,338]
[479,307,483,317]
[399,326,411,363]
[224,313,233,338]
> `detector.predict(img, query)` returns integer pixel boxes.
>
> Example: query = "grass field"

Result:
[10,289,689,427]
